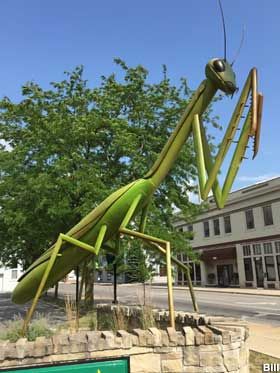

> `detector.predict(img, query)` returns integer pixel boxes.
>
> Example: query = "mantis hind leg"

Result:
[138,205,199,313]
[22,225,107,335]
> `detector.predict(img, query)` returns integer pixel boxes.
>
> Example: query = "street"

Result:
[52,283,280,326]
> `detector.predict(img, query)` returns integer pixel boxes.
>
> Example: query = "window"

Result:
[195,263,201,281]
[275,241,280,254]
[11,270,18,280]
[243,245,251,256]
[277,256,280,280]
[187,224,193,232]
[253,244,261,255]
[213,218,220,235]
[187,224,194,240]
[160,265,167,276]
[263,205,274,226]
[263,242,273,254]
[243,258,253,281]
[177,270,182,283]
[245,209,255,229]
[223,215,231,234]
[190,263,195,281]
[203,221,210,237]
[265,256,276,281]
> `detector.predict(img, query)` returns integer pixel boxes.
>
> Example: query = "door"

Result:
[217,265,230,287]
[254,257,264,287]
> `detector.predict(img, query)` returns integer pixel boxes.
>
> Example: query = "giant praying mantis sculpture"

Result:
[12,57,263,334]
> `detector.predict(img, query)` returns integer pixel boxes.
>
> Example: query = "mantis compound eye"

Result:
[213,59,226,72]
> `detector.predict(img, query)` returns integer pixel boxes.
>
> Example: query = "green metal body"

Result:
[12,58,263,312]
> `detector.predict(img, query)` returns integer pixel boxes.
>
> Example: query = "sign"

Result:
[2,358,130,373]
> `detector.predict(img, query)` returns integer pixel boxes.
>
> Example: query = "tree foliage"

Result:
[0,59,217,269]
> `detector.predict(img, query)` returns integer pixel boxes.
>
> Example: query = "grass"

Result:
[0,314,53,342]
[250,350,280,372]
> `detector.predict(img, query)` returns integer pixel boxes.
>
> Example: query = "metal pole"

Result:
[76,266,79,308]
[166,242,175,328]
[112,263,118,304]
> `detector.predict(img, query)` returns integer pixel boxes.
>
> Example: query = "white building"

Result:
[0,264,23,292]
[174,177,280,289]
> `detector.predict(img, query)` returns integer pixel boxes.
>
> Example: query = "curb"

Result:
[150,285,280,297]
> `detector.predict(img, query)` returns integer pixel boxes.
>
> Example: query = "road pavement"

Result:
[52,282,280,326]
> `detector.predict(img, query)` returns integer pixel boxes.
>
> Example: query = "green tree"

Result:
[0,59,218,292]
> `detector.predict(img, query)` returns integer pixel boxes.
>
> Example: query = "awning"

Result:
[201,247,236,262]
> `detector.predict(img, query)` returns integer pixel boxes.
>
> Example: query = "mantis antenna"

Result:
[231,26,246,66]
[218,0,227,61]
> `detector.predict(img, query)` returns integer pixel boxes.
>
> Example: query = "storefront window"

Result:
[265,256,276,281]
[277,256,280,280]
[243,245,251,256]
[195,263,201,281]
[263,242,273,254]
[244,258,253,281]
[275,241,280,254]
[253,244,261,255]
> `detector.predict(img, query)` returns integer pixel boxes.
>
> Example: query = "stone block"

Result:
[117,330,132,348]
[194,329,204,345]
[68,332,88,353]
[101,331,116,349]
[148,327,162,346]
[199,345,221,353]
[199,351,225,371]
[0,341,8,360]
[222,342,241,351]
[239,342,249,367]
[33,337,53,357]
[87,331,102,351]
[15,338,28,359]
[221,330,230,344]
[161,349,182,360]
[183,326,195,346]
[160,330,170,347]
[161,358,183,372]
[130,353,161,373]
[223,349,239,371]
[133,329,147,346]
[167,327,177,346]
[52,333,70,354]
[198,326,214,345]
[213,334,223,344]
[183,346,200,366]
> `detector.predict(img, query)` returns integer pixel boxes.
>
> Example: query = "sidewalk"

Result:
[247,322,280,359]
[150,284,280,297]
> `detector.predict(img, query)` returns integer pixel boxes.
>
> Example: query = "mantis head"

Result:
[205,58,237,95]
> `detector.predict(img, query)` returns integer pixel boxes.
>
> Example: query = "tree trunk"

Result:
[54,282,59,299]
[84,260,95,310]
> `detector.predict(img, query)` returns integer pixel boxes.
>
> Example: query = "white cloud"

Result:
[238,174,280,184]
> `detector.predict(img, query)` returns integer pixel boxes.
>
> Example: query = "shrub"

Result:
[0,314,53,342]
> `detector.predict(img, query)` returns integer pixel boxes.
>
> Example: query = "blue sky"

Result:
[0,0,278,192]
